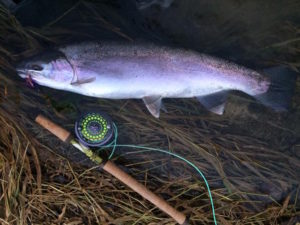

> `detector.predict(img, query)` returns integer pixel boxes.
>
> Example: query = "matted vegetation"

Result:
[0,1,299,224]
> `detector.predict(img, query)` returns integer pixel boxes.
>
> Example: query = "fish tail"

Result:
[255,66,298,111]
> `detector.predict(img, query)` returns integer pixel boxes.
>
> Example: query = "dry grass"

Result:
[0,1,300,224]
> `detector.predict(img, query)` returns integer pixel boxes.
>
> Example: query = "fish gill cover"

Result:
[0,0,300,224]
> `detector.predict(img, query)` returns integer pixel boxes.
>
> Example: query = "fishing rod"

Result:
[35,113,189,225]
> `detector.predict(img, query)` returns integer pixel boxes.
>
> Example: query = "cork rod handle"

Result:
[35,115,71,142]
[103,161,187,225]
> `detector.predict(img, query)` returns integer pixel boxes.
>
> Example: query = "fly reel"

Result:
[75,112,114,147]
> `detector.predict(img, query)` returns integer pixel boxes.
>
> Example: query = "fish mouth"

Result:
[17,69,37,88]
[15,60,28,77]
[16,68,39,79]
[16,69,28,79]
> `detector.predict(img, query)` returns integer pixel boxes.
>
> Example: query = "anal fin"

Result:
[197,91,229,115]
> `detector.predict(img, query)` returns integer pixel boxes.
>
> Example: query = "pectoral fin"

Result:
[71,77,96,85]
[143,96,164,118]
[197,91,229,115]
[68,60,95,86]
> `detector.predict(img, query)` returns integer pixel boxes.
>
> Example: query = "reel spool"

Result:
[75,112,114,147]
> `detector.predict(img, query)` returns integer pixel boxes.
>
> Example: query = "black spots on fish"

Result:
[60,42,103,62]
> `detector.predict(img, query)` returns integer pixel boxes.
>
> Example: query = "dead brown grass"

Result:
[0,1,299,225]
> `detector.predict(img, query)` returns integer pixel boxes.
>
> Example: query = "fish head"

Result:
[16,50,74,88]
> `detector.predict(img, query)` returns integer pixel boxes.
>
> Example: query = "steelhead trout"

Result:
[16,42,296,117]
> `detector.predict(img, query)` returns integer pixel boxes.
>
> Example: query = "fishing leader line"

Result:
[35,111,217,224]
[96,123,218,225]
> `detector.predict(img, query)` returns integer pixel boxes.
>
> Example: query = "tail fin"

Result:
[255,66,298,111]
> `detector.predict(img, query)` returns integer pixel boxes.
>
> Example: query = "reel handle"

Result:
[35,115,71,142]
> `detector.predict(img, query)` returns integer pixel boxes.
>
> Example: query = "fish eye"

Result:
[31,64,43,71]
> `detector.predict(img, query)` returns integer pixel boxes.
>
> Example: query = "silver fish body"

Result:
[59,43,269,97]
[16,42,295,117]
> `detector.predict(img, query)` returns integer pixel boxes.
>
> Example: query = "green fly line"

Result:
[97,123,218,225]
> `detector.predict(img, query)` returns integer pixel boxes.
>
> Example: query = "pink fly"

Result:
[25,74,35,88]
